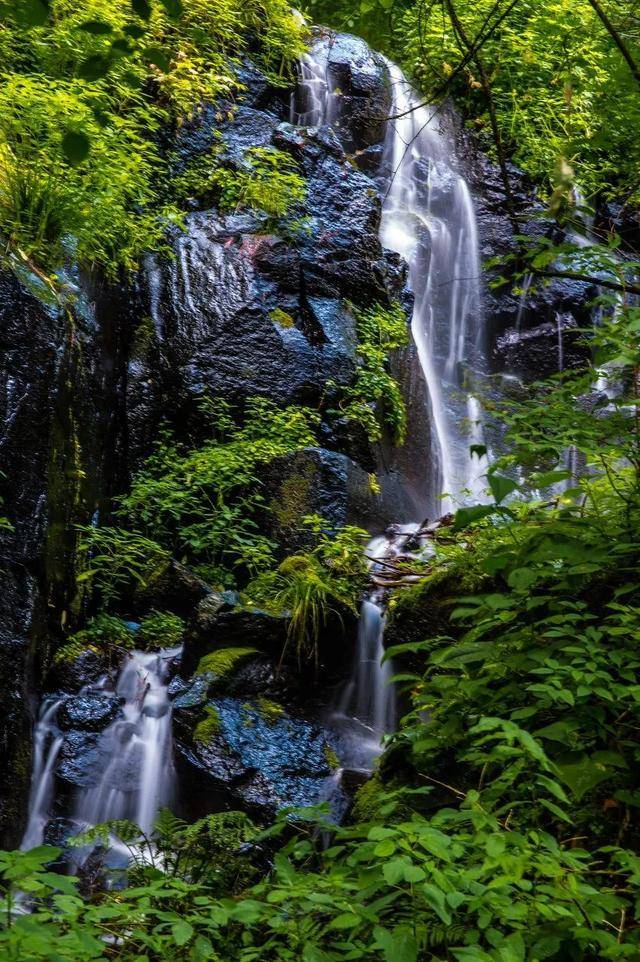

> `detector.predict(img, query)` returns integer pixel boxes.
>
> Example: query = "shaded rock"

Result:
[56,730,109,789]
[181,592,288,677]
[133,558,212,616]
[260,446,375,552]
[49,649,114,694]
[43,816,84,850]
[58,694,122,733]
[494,314,591,381]
[292,31,392,151]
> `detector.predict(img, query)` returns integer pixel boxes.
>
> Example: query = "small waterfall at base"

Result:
[21,647,180,854]
[331,592,395,772]
[74,649,179,838]
[21,698,65,851]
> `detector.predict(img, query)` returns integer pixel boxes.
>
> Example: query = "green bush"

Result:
[0,0,306,274]
[54,612,134,663]
[244,514,368,665]
[137,610,185,650]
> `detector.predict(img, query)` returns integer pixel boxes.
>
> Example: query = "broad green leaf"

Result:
[488,472,519,504]
[62,131,90,165]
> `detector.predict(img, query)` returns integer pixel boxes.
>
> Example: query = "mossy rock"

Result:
[196,647,258,680]
[384,569,462,658]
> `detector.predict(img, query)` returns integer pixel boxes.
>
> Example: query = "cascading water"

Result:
[21,698,65,851]
[293,39,487,768]
[380,61,488,515]
[73,648,179,837]
[21,647,180,854]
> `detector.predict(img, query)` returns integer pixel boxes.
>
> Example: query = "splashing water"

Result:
[21,648,180,854]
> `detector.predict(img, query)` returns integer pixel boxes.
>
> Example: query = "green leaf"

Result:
[14,0,49,26]
[488,471,519,504]
[78,19,113,34]
[79,55,112,81]
[421,883,452,924]
[144,44,172,71]
[373,926,418,962]
[159,0,183,18]
[555,753,614,801]
[132,0,152,18]
[470,443,487,459]
[62,131,91,165]
[453,504,496,531]
[171,920,193,946]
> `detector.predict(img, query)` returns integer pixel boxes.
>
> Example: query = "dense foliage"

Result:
[329,302,410,445]
[0,0,305,273]
[306,0,640,208]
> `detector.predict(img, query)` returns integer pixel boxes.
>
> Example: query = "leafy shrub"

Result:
[330,301,409,444]
[245,514,368,665]
[0,0,306,273]
[210,147,307,223]
[54,612,134,663]
[77,525,170,605]
[117,397,319,587]
[137,610,185,650]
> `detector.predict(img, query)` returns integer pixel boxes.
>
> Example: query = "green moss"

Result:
[269,307,296,329]
[271,463,314,534]
[256,697,285,725]
[351,775,386,822]
[324,744,340,772]
[193,704,221,746]
[195,647,257,679]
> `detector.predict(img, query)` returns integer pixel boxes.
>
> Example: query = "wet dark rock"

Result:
[50,650,114,694]
[57,730,109,789]
[133,558,212,616]
[43,816,84,850]
[181,592,288,678]
[175,696,335,819]
[494,315,591,381]
[294,31,392,151]
[58,693,122,733]
[260,447,374,553]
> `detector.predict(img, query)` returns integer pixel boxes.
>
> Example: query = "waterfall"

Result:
[21,647,179,853]
[292,40,487,768]
[380,62,488,515]
[21,698,65,850]
[74,649,178,837]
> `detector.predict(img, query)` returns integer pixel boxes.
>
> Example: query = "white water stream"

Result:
[21,648,179,853]
[293,40,489,769]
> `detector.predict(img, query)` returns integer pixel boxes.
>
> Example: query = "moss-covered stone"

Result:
[256,696,285,725]
[193,704,221,745]
[195,646,258,679]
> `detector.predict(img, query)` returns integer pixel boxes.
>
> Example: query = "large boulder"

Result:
[291,30,392,151]
[180,592,288,678]
[174,696,337,819]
